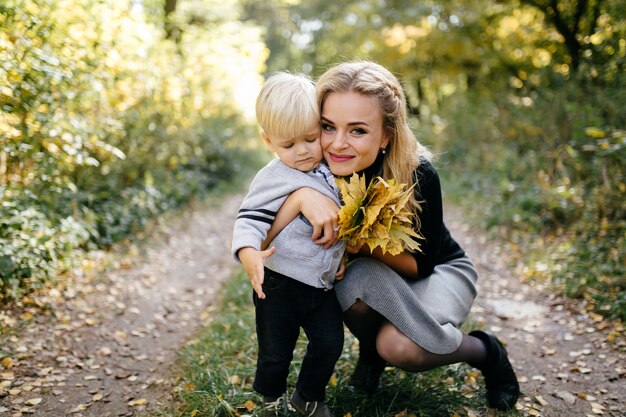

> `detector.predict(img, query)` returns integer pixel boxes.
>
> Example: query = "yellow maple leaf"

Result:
[243,400,257,411]
[336,173,367,236]
[336,174,423,255]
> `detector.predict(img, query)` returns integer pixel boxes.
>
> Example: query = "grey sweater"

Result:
[231,158,345,289]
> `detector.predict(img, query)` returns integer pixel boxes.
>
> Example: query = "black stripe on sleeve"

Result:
[239,208,276,216]
[237,214,274,225]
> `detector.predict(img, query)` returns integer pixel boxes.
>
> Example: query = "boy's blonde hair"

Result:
[256,72,319,139]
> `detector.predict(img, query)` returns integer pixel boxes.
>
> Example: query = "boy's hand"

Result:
[238,246,276,299]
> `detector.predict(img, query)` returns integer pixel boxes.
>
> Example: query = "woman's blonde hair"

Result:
[256,71,319,140]
[316,61,431,217]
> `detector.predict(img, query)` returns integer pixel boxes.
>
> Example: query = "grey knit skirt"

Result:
[334,255,478,355]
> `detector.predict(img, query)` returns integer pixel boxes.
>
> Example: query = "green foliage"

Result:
[160,271,492,417]
[432,76,625,321]
[0,0,266,299]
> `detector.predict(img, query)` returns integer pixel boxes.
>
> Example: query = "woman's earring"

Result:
[381,148,386,155]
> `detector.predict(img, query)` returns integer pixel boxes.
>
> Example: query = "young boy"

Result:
[231,72,345,417]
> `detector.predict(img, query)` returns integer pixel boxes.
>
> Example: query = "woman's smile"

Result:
[326,152,355,163]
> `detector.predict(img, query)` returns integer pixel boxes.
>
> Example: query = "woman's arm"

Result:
[284,187,341,249]
[262,187,341,250]
[350,244,418,278]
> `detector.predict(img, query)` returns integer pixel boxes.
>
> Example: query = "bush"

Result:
[431,76,625,320]
[0,0,266,299]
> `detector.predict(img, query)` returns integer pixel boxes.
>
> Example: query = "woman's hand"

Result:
[345,243,366,255]
[288,188,341,249]
[238,246,276,299]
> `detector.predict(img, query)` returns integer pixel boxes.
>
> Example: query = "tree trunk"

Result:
[164,0,179,41]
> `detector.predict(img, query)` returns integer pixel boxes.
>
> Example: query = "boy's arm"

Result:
[261,195,301,250]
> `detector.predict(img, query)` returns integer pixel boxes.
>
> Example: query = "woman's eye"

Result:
[351,128,366,135]
[321,123,335,132]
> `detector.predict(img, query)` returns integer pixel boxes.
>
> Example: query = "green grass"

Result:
[157,271,519,417]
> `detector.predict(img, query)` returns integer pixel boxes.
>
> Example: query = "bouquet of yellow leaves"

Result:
[335,173,423,256]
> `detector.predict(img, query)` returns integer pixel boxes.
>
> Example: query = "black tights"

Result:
[343,299,385,365]
[344,300,487,372]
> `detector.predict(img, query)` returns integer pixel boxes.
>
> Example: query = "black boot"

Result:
[349,356,385,395]
[468,330,520,411]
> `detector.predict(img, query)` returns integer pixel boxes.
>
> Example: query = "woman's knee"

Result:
[376,325,430,371]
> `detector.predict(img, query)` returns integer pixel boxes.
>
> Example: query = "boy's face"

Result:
[263,126,323,172]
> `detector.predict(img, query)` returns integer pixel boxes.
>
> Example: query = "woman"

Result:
[281,61,520,411]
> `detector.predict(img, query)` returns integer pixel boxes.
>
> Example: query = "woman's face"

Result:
[320,91,389,176]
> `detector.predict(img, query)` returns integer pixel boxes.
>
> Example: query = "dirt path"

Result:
[447,211,625,417]
[0,195,243,416]
[1,195,624,416]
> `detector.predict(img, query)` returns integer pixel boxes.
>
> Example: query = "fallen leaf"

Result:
[243,400,257,411]
[93,393,104,401]
[128,398,148,406]
[228,375,241,385]
[464,407,479,417]
[115,370,131,379]
[590,402,605,411]
[69,404,88,413]
[556,391,577,404]
[98,347,112,356]
[1,357,13,369]
[535,395,549,406]
[25,398,42,406]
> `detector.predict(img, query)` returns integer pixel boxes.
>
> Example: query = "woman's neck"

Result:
[359,152,385,185]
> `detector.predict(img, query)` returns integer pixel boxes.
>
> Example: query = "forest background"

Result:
[1,0,624,323]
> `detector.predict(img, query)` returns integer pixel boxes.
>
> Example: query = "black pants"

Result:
[253,268,344,401]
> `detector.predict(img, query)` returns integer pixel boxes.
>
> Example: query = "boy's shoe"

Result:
[468,330,521,411]
[290,390,334,417]
[262,394,287,416]
[349,357,385,395]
